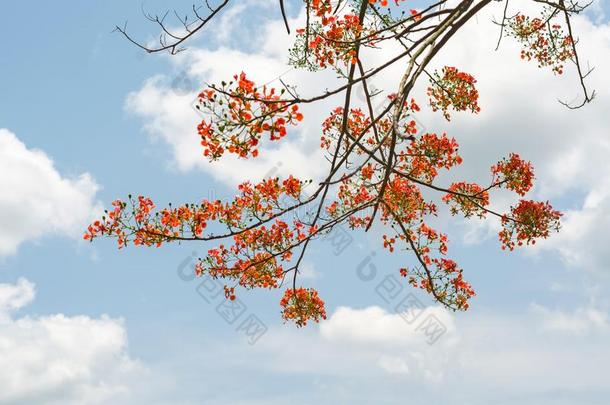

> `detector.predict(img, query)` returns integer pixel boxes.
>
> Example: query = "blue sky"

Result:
[1,1,610,404]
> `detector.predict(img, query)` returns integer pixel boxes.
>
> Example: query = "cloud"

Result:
[246,303,610,403]
[124,64,328,188]
[531,303,610,334]
[298,263,320,279]
[124,7,350,188]
[534,178,610,276]
[0,278,35,318]
[319,305,457,382]
[0,129,102,257]
[162,302,610,404]
[219,305,459,386]
[320,305,456,346]
[377,355,410,375]
[0,278,144,405]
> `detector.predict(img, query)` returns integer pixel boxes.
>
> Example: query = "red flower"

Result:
[427,66,480,121]
[499,200,562,250]
[280,287,327,327]
[491,153,534,196]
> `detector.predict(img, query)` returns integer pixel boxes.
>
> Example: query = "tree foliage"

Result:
[90,0,594,326]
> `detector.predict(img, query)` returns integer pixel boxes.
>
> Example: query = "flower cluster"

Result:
[443,182,490,218]
[491,153,534,196]
[84,176,308,248]
[409,8,423,22]
[333,170,378,228]
[304,14,366,68]
[404,132,463,182]
[291,0,403,72]
[368,0,421,19]
[380,176,436,224]
[368,0,406,6]
[311,0,334,24]
[428,66,480,121]
[499,200,562,250]
[321,107,373,152]
[442,266,476,310]
[425,259,476,310]
[321,98,421,158]
[384,220,475,310]
[195,217,308,290]
[84,175,326,324]
[196,72,303,160]
[507,14,574,75]
[280,287,327,327]
[84,200,128,247]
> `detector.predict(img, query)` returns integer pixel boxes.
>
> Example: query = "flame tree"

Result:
[89,0,594,326]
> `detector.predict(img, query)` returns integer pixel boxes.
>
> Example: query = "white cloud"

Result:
[298,263,319,279]
[534,179,610,275]
[125,65,328,188]
[531,303,610,334]
[319,305,457,382]
[0,129,102,257]
[218,305,458,385]
[377,355,410,375]
[0,278,35,318]
[124,7,351,188]
[158,302,608,404]
[320,305,455,346]
[0,278,144,405]
[224,303,610,403]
